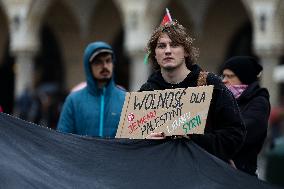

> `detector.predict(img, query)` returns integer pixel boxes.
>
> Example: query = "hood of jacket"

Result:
[83,41,115,95]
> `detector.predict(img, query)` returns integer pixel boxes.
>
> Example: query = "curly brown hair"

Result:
[146,20,199,70]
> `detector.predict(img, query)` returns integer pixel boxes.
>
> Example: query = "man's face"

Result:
[155,33,188,70]
[90,53,113,82]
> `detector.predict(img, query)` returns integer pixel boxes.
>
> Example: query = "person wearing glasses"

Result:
[57,41,126,137]
[221,56,271,176]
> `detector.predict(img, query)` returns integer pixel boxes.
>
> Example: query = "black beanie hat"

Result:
[222,56,263,85]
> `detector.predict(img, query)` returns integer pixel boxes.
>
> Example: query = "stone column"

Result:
[245,0,284,106]
[259,56,280,106]
[13,51,37,97]
[6,0,40,98]
[115,0,152,91]
[128,50,151,91]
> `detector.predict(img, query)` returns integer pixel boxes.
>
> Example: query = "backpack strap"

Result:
[197,71,209,86]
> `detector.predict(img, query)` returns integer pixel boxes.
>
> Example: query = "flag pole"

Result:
[166,8,172,22]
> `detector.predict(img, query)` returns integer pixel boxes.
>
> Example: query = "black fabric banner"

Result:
[0,113,280,189]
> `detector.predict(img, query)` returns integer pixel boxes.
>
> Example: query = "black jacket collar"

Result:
[147,64,202,90]
[238,81,270,102]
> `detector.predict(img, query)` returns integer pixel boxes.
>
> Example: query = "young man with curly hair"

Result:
[140,21,246,162]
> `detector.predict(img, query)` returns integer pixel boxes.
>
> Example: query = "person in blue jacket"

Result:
[57,41,126,137]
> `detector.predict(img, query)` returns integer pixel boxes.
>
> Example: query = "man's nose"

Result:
[102,61,108,67]
[165,44,171,53]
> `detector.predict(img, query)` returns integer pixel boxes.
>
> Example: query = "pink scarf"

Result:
[226,85,248,99]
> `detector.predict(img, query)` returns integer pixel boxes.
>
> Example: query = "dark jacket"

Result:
[233,81,270,175]
[57,42,126,137]
[139,64,246,161]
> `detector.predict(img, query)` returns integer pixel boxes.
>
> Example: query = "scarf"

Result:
[226,84,248,99]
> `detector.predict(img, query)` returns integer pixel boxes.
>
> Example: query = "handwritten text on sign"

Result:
[116,86,213,139]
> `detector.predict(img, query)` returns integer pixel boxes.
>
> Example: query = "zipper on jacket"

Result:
[99,87,106,137]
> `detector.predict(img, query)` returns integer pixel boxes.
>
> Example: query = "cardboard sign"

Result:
[115,85,213,139]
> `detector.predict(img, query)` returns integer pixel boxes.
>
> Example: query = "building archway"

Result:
[0,7,14,113]
[43,0,82,91]
[220,21,256,74]
[89,0,129,89]
[34,25,64,89]
[225,22,254,58]
[201,0,250,72]
[112,29,130,90]
[0,42,14,114]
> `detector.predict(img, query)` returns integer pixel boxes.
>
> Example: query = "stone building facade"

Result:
[0,0,284,113]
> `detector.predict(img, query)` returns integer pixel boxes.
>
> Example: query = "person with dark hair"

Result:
[57,41,126,137]
[221,56,271,176]
[140,20,246,162]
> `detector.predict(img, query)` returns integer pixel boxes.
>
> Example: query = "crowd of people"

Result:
[4,10,284,180]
